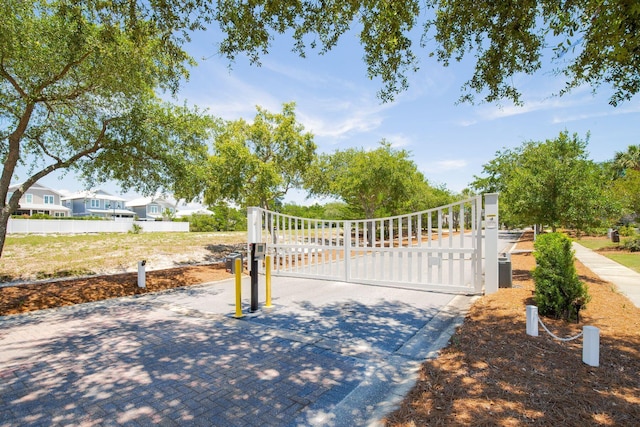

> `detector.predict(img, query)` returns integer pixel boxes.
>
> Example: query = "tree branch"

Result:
[0,59,29,99]
[33,51,93,97]
[17,118,113,198]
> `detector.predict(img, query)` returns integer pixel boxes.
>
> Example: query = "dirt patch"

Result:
[385,232,640,425]
[596,245,631,253]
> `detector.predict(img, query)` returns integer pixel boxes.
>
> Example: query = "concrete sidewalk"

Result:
[0,276,477,427]
[573,242,640,308]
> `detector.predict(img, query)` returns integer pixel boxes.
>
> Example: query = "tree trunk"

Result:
[366,220,374,247]
[0,208,10,258]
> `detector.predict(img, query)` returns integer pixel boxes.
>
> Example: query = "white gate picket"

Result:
[249,196,484,293]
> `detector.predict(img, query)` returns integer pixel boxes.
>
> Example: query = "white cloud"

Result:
[179,58,397,142]
[475,97,576,121]
[457,119,478,127]
[385,134,412,148]
[179,64,281,120]
[552,102,640,124]
[422,159,468,174]
[262,60,332,87]
[297,96,394,141]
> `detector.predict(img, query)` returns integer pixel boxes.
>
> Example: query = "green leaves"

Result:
[472,131,615,233]
[533,232,590,321]
[211,0,640,105]
[306,140,445,218]
[213,0,420,103]
[425,0,544,105]
[0,1,212,256]
[203,102,316,210]
[79,99,214,198]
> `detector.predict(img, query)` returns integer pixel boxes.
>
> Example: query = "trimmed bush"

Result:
[533,233,590,321]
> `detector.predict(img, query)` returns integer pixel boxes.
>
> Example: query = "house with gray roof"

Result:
[8,182,71,217]
[62,190,135,219]
[126,196,176,221]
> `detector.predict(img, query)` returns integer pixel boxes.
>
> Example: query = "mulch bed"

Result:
[0,264,234,316]
[385,232,640,426]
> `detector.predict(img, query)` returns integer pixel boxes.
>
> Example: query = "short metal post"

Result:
[265,255,272,308]
[250,243,259,312]
[583,326,600,367]
[234,258,243,318]
[526,305,538,336]
[137,260,146,288]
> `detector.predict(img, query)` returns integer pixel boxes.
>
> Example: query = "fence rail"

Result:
[7,218,189,234]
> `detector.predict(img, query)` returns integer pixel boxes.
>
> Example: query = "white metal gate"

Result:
[248,196,485,294]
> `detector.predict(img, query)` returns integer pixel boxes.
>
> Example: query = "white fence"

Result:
[7,218,189,234]
[248,195,495,294]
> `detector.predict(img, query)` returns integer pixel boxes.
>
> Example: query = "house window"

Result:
[44,195,55,204]
[91,199,100,208]
[25,194,33,203]
[150,205,159,214]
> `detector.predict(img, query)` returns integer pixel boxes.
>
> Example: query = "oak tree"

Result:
[0,0,213,256]
[202,103,316,211]
[307,140,433,219]
[472,131,616,233]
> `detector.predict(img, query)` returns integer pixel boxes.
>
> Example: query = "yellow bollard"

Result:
[265,255,272,308]
[234,258,244,318]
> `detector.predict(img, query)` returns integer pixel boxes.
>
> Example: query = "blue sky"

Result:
[39,24,640,205]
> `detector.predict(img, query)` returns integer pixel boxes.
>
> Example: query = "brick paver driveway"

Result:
[1,277,471,426]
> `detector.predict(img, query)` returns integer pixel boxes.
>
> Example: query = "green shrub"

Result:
[583,227,609,237]
[30,213,53,219]
[618,224,637,237]
[622,236,640,252]
[533,233,590,322]
[189,214,218,232]
[129,223,143,234]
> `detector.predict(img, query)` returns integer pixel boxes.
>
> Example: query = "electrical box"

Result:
[225,253,243,273]
[253,243,266,259]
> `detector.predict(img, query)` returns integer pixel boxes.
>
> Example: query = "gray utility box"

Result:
[498,253,512,288]
[225,253,243,274]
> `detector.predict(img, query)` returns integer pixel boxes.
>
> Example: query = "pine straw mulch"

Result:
[385,232,640,426]
[0,264,234,316]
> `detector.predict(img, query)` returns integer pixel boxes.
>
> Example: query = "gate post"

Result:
[247,207,262,247]
[474,196,484,293]
[484,193,499,294]
[247,207,261,275]
[344,220,351,282]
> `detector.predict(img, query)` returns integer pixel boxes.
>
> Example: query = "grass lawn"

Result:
[575,237,619,251]
[576,236,640,273]
[604,253,640,273]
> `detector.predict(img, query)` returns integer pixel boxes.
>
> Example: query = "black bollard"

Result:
[250,243,259,312]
